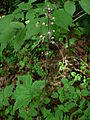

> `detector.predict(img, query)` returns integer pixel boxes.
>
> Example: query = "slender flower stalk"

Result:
[44,5,50,98]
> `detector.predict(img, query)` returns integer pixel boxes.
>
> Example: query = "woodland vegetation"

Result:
[0,0,90,120]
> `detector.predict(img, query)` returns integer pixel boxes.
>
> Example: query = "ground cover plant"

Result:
[0,0,90,119]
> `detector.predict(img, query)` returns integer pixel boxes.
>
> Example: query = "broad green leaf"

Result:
[79,0,90,15]
[13,8,24,20]
[14,28,26,51]
[0,25,15,52]
[0,14,13,33]
[53,9,72,31]
[29,0,37,4]
[26,10,35,20]
[18,2,30,10]
[10,21,25,29]
[25,19,41,39]
[0,21,25,52]
[64,1,76,16]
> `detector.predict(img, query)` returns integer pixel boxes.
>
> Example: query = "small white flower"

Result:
[48,8,51,11]
[42,22,45,25]
[51,37,54,40]
[40,35,43,38]
[51,40,55,44]
[53,30,55,32]
[45,51,49,56]
[25,20,30,24]
[51,9,53,11]
[41,52,44,54]
[48,31,50,34]
[52,17,55,20]
[51,22,54,25]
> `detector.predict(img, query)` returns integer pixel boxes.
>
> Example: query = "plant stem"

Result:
[44,6,50,95]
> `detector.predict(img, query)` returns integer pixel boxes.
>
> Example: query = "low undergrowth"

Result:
[0,0,90,120]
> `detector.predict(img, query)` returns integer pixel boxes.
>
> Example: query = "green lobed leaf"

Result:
[46,113,55,120]
[29,103,37,117]
[55,109,63,120]
[51,92,58,99]
[4,84,13,97]
[32,80,45,96]
[19,108,27,119]
[61,78,68,85]
[41,107,51,118]
[12,74,33,110]
[13,74,45,111]
[64,101,77,111]
[81,89,90,96]
[44,97,50,104]
[0,84,13,107]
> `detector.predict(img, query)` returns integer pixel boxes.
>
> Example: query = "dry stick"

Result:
[73,10,84,18]
[73,13,87,22]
